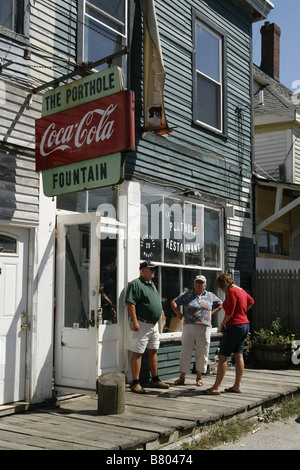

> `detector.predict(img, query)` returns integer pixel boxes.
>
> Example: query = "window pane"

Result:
[197,74,221,130]
[100,238,117,324]
[57,191,87,213]
[164,198,184,264]
[0,0,13,30]
[0,0,23,33]
[16,0,24,33]
[140,194,162,262]
[184,203,204,266]
[88,187,116,213]
[84,17,123,70]
[87,0,125,26]
[292,234,300,260]
[86,5,125,34]
[204,208,220,267]
[269,232,283,255]
[161,267,181,332]
[64,224,90,328]
[182,268,200,291]
[258,230,268,254]
[0,235,17,254]
[202,270,220,328]
[196,23,220,82]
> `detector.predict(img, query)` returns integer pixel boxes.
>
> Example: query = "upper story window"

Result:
[193,10,227,136]
[258,230,284,256]
[78,0,127,72]
[0,0,25,34]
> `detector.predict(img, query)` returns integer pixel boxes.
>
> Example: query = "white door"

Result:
[55,213,99,390]
[0,227,29,405]
[55,214,125,392]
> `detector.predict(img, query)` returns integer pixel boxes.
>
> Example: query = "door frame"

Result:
[55,213,100,391]
[98,218,126,375]
[0,225,29,405]
[54,213,127,392]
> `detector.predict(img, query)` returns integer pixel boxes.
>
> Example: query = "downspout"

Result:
[250,24,257,273]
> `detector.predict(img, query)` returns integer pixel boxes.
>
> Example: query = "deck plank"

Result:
[0,367,299,450]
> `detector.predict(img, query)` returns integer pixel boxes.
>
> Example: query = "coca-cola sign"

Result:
[35,90,135,171]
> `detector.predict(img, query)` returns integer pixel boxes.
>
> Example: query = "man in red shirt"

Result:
[203,274,254,395]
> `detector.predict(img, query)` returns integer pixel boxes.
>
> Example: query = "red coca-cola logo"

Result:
[35,91,135,171]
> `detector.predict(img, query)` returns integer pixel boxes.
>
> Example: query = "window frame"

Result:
[140,192,223,271]
[192,9,228,137]
[77,0,128,74]
[0,232,19,257]
[258,229,285,256]
[139,184,224,337]
[0,0,30,41]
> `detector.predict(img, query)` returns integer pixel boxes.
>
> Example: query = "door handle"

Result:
[21,312,27,330]
[89,310,95,327]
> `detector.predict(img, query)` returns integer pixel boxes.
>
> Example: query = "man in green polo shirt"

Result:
[125,261,170,393]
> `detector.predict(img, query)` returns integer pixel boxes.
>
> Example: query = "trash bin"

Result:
[97,372,125,415]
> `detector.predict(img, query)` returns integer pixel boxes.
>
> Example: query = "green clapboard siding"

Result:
[127,0,254,289]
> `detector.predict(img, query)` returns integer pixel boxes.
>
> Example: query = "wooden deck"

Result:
[0,366,299,450]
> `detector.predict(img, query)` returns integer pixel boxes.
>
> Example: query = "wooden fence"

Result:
[250,269,300,335]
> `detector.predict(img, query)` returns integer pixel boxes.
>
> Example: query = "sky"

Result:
[252,0,300,91]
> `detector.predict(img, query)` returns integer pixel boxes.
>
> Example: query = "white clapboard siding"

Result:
[293,129,300,184]
[0,144,39,223]
[254,129,290,180]
[0,81,42,149]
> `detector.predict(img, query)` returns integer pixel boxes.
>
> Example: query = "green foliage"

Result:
[247,317,295,349]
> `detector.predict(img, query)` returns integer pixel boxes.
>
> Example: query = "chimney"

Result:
[260,22,281,81]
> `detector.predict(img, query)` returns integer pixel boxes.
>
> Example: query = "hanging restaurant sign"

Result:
[35,90,135,171]
[42,152,124,197]
[41,66,125,117]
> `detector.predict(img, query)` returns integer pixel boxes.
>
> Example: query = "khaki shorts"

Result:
[127,320,160,354]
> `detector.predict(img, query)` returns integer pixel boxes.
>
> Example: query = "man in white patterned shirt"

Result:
[171,275,222,387]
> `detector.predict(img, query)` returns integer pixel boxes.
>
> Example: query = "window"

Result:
[140,182,223,333]
[193,10,227,135]
[57,186,117,214]
[0,234,17,255]
[140,191,221,269]
[0,0,24,34]
[258,230,284,255]
[79,0,127,72]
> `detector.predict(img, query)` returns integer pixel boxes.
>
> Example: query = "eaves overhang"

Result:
[254,173,300,233]
[234,0,274,23]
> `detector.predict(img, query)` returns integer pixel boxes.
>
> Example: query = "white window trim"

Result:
[78,0,128,73]
[192,9,227,137]
[84,1,127,40]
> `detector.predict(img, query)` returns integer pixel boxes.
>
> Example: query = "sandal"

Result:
[173,377,185,385]
[196,378,204,386]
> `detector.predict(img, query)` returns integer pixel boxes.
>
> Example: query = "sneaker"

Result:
[150,380,169,389]
[130,383,145,394]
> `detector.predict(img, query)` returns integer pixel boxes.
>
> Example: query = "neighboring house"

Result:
[252,21,300,334]
[253,22,300,271]
[0,0,273,405]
